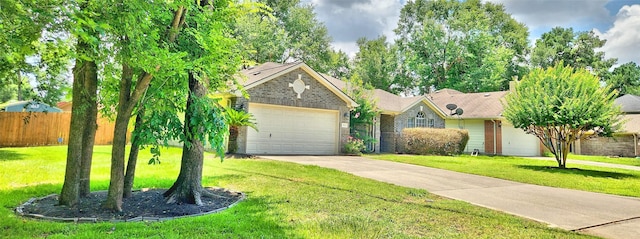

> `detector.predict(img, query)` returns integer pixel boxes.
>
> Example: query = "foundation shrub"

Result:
[400,128,469,155]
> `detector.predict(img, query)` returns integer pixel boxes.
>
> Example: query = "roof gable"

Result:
[239,62,357,108]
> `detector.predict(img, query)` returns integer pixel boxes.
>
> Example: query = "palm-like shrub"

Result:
[224,107,257,154]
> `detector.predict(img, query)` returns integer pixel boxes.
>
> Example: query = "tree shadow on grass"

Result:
[515,165,638,179]
[0,149,26,161]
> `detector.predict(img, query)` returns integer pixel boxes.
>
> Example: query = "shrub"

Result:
[344,136,366,155]
[399,128,469,155]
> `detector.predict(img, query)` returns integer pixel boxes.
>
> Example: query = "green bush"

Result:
[399,128,469,155]
[344,136,366,155]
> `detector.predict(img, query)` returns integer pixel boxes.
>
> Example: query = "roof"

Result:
[615,94,640,113]
[429,90,509,119]
[238,62,358,108]
[0,100,63,113]
[322,74,445,116]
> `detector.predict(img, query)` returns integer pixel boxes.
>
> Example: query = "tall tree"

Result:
[605,62,640,97]
[102,1,189,212]
[531,27,617,78]
[353,36,397,93]
[0,0,72,105]
[235,0,334,72]
[503,64,620,168]
[163,0,245,204]
[395,0,529,94]
[59,0,102,206]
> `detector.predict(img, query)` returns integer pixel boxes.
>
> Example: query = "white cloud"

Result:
[595,4,640,65]
[488,0,612,29]
[309,0,402,56]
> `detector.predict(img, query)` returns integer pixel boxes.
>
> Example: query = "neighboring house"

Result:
[575,94,640,157]
[228,62,542,156]
[429,89,542,156]
[226,62,358,155]
[0,100,63,113]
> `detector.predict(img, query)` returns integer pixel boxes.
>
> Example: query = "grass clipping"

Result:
[399,128,469,155]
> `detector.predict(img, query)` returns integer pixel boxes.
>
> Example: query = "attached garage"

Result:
[501,123,540,156]
[232,62,357,155]
[246,103,339,155]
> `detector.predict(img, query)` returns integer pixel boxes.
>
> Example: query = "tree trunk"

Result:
[102,7,186,211]
[123,108,145,198]
[164,73,210,205]
[103,65,134,211]
[59,37,96,206]
[228,126,238,154]
[79,61,98,197]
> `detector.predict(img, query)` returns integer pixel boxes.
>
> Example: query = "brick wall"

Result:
[579,135,637,157]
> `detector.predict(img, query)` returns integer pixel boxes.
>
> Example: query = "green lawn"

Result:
[0,146,596,238]
[558,153,640,167]
[368,154,640,198]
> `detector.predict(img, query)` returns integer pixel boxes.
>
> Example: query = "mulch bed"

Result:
[16,188,244,222]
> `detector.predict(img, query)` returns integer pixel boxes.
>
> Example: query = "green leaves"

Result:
[503,63,622,167]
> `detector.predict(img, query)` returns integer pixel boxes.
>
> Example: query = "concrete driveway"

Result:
[259,155,640,239]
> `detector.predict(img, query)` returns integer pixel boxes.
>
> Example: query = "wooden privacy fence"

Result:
[0,112,124,147]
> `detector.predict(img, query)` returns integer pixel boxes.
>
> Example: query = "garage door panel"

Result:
[502,123,539,156]
[247,103,338,155]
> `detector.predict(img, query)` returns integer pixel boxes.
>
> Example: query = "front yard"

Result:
[0,146,595,238]
[368,154,640,198]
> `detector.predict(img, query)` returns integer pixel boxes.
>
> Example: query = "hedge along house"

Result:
[574,94,640,157]
[226,62,358,155]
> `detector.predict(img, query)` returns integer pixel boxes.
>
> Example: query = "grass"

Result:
[0,146,597,238]
[551,153,640,167]
[368,154,640,198]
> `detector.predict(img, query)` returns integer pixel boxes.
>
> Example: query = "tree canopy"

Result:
[531,27,617,79]
[503,64,621,168]
[605,62,640,97]
[394,0,529,94]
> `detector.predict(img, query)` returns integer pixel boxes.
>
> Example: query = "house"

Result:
[0,100,63,113]
[227,62,358,155]
[229,62,542,156]
[574,94,640,157]
[429,89,542,156]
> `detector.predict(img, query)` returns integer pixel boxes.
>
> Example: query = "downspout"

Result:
[634,133,638,157]
[491,119,497,155]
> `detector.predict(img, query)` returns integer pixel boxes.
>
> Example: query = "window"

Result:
[428,118,435,128]
[415,111,427,128]
[407,118,415,128]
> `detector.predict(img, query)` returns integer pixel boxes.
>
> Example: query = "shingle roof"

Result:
[615,94,640,113]
[429,90,509,119]
[321,73,443,115]
[239,62,301,87]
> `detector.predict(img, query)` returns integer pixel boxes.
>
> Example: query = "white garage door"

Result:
[246,103,339,155]
[501,123,540,156]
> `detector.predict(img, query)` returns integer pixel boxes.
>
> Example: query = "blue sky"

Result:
[308,0,640,66]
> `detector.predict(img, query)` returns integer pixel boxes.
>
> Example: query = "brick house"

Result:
[575,94,640,157]
[227,62,357,155]
[228,62,542,156]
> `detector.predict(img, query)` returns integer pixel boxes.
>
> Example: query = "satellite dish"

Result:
[446,104,457,110]
[455,108,464,116]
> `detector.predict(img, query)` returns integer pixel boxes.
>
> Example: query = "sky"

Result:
[305,0,640,67]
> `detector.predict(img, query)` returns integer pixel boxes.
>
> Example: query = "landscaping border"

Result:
[15,188,246,223]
